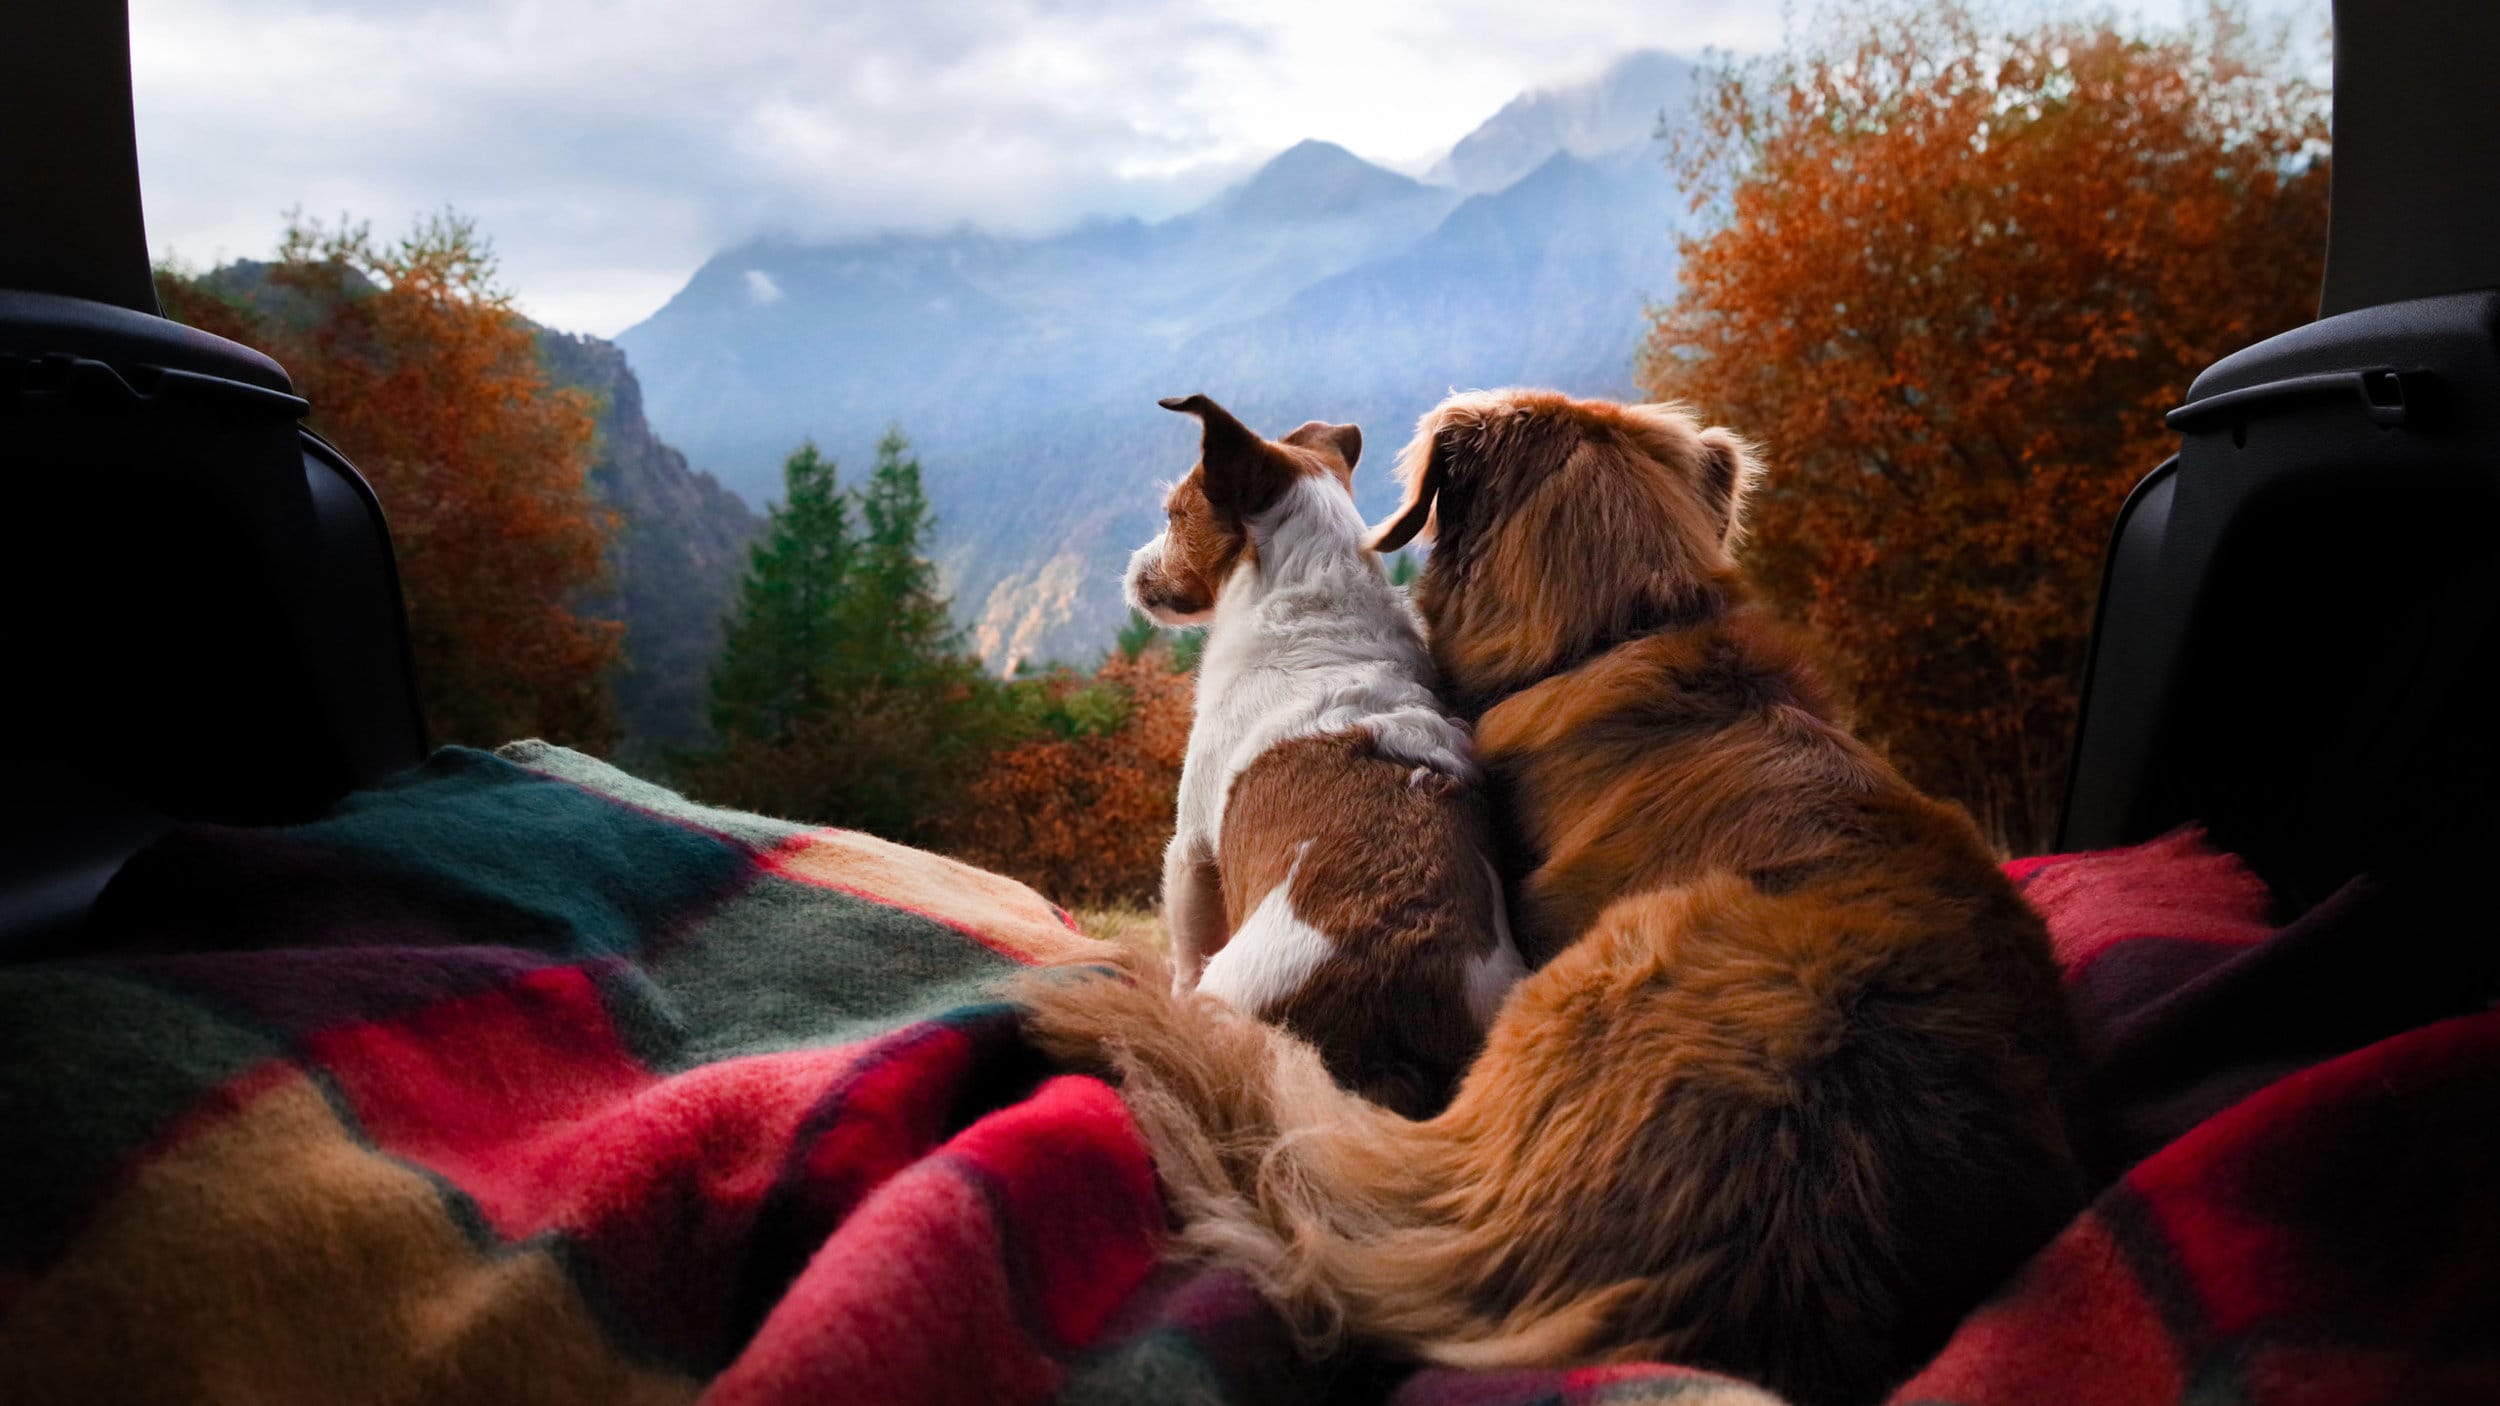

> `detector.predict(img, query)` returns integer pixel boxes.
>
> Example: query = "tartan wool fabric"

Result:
[1,747,2493,1404]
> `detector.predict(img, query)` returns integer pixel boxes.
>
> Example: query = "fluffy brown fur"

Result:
[1018,389,2083,1405]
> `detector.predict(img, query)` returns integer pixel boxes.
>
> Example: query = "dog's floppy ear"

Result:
[1693,425,1763,547]
[1161,394,1291,520]
[1368,428,1444,553]
[1282,420,1361,471]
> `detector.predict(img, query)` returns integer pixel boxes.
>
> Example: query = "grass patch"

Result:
[1072,905,1169,961]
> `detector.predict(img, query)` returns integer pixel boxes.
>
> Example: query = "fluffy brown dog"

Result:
[1018,390,2083,1405]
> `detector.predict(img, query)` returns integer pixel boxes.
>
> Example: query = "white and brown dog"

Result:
[1124,393,1524,1117]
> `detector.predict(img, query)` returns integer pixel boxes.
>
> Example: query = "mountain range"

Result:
[614,50,1700,670]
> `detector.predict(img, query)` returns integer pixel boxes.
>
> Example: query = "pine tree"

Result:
[1168,628,1205,674]
[1114,609,1161,662]
[841,426,956,686]
[709,441,853,741]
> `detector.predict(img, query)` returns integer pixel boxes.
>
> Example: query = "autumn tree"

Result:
[157,214,620,751]
[930,652,1194,908]
[1642,4,2328,850]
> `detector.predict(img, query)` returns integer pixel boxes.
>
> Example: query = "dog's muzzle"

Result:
[1125,533,1204,625]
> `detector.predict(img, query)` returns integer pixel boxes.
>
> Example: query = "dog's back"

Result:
[1430,603,2083,1395]
[1208,730,1517,1116]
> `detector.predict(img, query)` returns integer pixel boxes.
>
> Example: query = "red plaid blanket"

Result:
[0,747,2492,1404]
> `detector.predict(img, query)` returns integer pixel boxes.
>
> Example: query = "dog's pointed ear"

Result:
[1693,426,1763,548]
[1282,420,1361,472]
[1368,429,1445,553]
[1161,394,1288,519]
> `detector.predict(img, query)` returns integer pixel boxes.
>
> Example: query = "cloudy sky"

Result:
[129,0,2308,338]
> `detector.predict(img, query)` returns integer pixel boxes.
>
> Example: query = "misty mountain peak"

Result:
[1219,138,1431,220]
[1432,49,1698,195]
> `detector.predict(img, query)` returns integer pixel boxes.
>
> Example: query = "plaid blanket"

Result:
[1,746,2493,1404]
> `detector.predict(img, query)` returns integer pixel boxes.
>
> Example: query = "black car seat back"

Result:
[2061,0,2500,910]
[0,6,426,957]
[2062,293,2500,909]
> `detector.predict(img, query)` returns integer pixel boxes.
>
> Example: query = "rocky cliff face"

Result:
[536,330,760,761]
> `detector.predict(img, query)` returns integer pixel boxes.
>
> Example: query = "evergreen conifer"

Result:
[709,441,852,741]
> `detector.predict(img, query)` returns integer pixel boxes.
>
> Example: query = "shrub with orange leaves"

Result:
[158,214,621,752]
[1642,4,2328,851]
[932,650,1193,910]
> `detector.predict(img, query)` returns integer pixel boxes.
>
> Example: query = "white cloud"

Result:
[126,0,2320,336]
[128,0,1796,334]
[741,269,782,306]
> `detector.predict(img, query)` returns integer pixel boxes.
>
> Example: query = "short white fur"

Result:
[1195,843,1333,1015]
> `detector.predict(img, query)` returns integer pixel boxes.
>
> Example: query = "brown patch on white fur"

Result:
[1214,729,1504,1117]
[1128,395,1362,620]
[1126,463,1248,619]
[1022,389,2083,1406]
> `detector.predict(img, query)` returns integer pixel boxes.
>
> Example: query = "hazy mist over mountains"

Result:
[615,50,1699,670]
[1429,49,1698,192]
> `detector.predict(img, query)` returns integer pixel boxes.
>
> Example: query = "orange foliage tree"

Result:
[1642,5,2328,851]
[932,651,1193,909]
[159,214,620,751]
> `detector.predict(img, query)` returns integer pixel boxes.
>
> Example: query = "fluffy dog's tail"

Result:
[1011,954,1628,1367]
